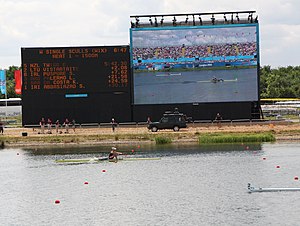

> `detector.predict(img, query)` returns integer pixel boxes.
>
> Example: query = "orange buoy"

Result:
[55,200,60,204]
[294,176,299,180]
[84,181,89,185]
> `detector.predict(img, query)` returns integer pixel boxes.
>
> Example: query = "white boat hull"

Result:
[248,183,300,193]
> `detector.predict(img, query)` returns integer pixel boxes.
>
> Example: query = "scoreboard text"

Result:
[21,46,130,93]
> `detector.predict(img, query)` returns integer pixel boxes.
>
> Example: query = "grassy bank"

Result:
[198,132,276,144]
[0,132,193,147]
[0,130,280,147]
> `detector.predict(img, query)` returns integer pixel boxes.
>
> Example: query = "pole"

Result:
[4,69,7,123]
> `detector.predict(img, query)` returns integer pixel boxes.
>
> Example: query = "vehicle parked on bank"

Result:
[147,111,188,132]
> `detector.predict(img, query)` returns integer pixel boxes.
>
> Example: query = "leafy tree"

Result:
[260,65,300,98]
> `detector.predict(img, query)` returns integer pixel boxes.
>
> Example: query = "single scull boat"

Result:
[248,183,300,193]
[55,156,161,163]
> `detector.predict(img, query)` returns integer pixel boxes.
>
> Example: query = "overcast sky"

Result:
[0,0,299,69]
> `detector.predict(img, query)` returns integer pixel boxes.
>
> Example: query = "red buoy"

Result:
[276,165,280,168]
[55,200,60,204]
[17,153,20,155]
[131,149,134,153]
[84,181,89,185]
[246,146,249,150]
[137,145,140,148]
[102,169,106,173]
[295,176,299,180]
[263,157,266,160]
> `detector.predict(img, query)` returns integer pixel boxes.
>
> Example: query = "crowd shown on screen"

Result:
[132,42,256,61]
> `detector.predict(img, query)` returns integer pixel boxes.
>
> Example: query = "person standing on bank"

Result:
[64,118,70,133]
[147,116,151,125]
[111,118,117,132]
[215,112,222,128]
[55,120,60,133]
[0,120,4,134]
[40,117,45,134]
[47,118,52,134]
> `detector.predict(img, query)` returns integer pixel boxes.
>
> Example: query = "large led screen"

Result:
[131,24,259,105]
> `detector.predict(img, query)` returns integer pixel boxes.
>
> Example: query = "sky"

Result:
[0,0,299,69]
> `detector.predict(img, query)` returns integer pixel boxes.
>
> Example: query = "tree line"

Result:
[2,65,300,99]
[260,65,300,98]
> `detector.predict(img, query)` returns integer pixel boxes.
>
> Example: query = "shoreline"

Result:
[1,122,300,148]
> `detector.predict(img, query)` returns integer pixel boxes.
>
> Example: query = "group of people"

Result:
[39,117,76,134]
[132,42,257,62]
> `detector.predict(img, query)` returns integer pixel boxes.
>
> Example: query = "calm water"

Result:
[1,142,300,226]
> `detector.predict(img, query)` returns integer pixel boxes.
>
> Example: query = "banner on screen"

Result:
[14,70,22,94]
[0,70,6,95]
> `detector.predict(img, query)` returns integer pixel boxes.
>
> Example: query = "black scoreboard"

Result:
[21,46,132,125]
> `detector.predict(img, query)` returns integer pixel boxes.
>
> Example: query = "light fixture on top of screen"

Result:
[199,15,203,25]
[130,21,135,28]
[160,16,164,26]
[211,14,215,25]
[248,13,253,23]
[172,16,177,26]
[224,14,227,23]
[236,13,240,22]
[154,17,158,27]
[149,17,153,26]
[231,14,234,24]
[135,17,140,27]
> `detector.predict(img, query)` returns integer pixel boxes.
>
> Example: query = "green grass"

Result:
[155,136,172,144]
[199,132,276,144]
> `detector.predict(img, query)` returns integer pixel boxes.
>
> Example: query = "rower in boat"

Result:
[211,77,224,83]
[108,147,123,162]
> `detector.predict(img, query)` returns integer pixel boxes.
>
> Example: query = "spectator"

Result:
[0,120,4,134]
[55,120,60,133]
[72,119,76,133]
[64,118,70,133]
[111,118,117,132]
[47,118,52,134]
[215,113,222,128]
[40,117,45,134]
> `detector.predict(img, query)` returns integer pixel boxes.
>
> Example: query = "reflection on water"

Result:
[1,143,300,226]
[24,143,262,156]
